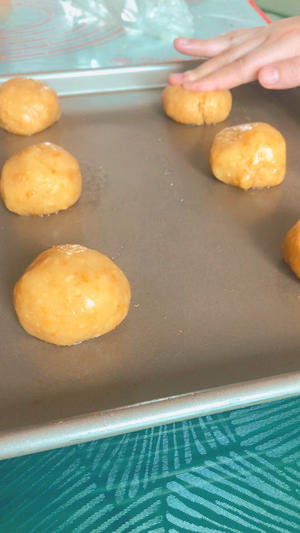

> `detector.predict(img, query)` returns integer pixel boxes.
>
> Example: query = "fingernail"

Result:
[178,38,189,45]
[261,66,279,85]
[183,71,197,81]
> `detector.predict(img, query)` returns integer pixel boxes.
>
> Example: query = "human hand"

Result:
[169,17,300,91]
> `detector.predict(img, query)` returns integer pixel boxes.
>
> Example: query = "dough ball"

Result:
[162,85,232,125]
[282,220,300,279]
[210,122,286,190]
[0,77,60,135]
[0,142,82,215]
[14,245,131,346]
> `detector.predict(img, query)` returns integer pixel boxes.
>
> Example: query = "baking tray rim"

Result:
[0,64,299,459]
[0,61,198,95]
[0,371,299,459]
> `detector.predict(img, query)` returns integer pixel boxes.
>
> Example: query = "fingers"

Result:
[170,19,300,92]
[178,33,264,91]
[183,56,257,91]
[169,28,264,88]
[259,56,300,89]
[174,32,239,58]
[181,29,300,91]
[184,34,263,82]
[168,29,255,86]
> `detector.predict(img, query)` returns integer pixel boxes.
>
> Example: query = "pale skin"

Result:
[168,17,300,91]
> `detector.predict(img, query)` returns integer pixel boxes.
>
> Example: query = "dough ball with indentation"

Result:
[282,220,300,279]
[210,122,286,191]
[14,245,131,346]
[0,77,60,135]
[162,85,232,125]
[0,143,82,215]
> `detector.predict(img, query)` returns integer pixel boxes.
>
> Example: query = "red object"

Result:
[248,0,271,23]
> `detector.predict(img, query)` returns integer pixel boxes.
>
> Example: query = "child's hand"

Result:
[169,17,300,91]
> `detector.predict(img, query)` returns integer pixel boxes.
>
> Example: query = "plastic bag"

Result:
[61,0,120,26]
[121,0,194,40]
[61,0,194,41]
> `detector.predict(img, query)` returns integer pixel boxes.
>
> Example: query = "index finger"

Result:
[174,29,253,58]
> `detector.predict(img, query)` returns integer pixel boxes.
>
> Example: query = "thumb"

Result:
[258,56,300,90]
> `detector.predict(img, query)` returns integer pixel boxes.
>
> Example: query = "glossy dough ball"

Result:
[282,220,300,279]
[14,245,131,346]
[210,122,286,190]
[162,85,232,125]
[0,143,82,215]
[0,77,60,135]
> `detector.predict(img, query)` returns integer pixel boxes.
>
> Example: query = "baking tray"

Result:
[0,63,300,459]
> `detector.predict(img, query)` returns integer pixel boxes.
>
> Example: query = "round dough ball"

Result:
[282,220,300,279]
[210,122,286,190]
[0,142,82,215]
[14,245,131,346]
[0,77,60,135]
[162,85,232,125]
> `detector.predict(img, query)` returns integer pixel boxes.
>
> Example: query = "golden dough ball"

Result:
[282,220,300,279]
[0,142,82,215]
[162,85,232,125]
[14,245,131,346]
[210,122,286,191]
[0,77,60,135]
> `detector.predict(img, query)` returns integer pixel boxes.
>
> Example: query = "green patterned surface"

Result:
[0,397,300,532]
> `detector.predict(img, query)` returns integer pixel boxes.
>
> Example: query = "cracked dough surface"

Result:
[14,245,131,346]
[162,85,232,125]
[0,77,60,135]
[210,122,286,190]
[0,142,82,215]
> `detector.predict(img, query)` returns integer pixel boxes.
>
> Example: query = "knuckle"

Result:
[234,56,249,79]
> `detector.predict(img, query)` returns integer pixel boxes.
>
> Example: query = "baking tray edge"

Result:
[0,372,299,459]
[0,62,197,95]
[0,64,299,459]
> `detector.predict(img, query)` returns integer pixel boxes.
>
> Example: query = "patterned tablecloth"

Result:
[0,397,300,532]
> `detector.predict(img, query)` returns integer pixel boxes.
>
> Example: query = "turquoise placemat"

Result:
[1,397,300,532]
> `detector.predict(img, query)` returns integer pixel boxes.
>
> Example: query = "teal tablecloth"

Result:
[1,397,300,532]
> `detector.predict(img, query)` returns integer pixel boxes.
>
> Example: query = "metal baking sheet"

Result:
[0,64,300,459]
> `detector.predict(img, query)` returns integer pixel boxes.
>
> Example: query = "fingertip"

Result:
[258,66,279,88]
[174,37,191,50]
[168,73,184,85]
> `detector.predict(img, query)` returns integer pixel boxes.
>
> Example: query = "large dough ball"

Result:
[14,245,131,346]
[162,85,232,125]
[0,77,60,135]
[210,122,286,190]
[282,220,300,279]
[0,142,82,215]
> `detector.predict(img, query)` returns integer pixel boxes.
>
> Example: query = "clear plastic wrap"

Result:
[120,0,194,40]
[61,0,120,26]
[61,0,194,41]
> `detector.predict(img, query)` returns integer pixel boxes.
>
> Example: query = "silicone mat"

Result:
[0,397,299,532]
[0,0,269,75]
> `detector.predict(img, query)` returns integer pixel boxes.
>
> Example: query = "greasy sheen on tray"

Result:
[14,245,131,346]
